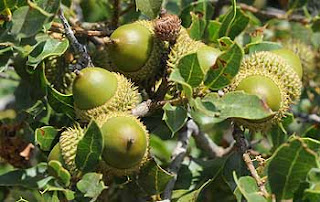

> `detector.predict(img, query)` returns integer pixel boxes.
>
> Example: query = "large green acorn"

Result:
[97,112,149,176]
[72,67,139,121]
[108,21,167,83]
[167,27,221,72]
[225,51,302,131]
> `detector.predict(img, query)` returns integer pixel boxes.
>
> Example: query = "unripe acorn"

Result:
[96,112,149,176]
[167,27,221,72]
[72,67,139,121]
[108,21,167,83]
[48,143,65,166]
[225,51,302,131]
[283,40,316,81]
[271,48,303,79]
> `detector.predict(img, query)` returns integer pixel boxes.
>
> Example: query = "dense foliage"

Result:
[1,0,320,201]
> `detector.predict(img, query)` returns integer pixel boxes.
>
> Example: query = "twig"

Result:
[162,120,196,200]
[192,131,234,158]
[239,3,311,25]
[131,97,188,117]
[58,8,93,70]
[243,152,269,198]
[50,22,110,37]
[294,112,320,124]
[112,0,120,28]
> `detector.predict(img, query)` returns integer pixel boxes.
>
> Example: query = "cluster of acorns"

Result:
[47,13,306,177]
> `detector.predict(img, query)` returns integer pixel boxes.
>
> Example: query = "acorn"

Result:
[96,112,149,176]
[59,124,84,174]
[48,143,65,166]
[72,67,139,121]
[283,40,316,81]
[107,21,168,83]
[167,27,221,71]
[225,51,302,131]
[271,48,303,79]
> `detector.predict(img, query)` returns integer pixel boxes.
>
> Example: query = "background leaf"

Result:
[136,0,162,19]
[130,160,173,196]
[35,126,59,151]
[76,172,107,201]
[268,138,319,200]
[75,120,103,173]
[177,53,204,87]
[163,103,188,136]
[204,42,243,90]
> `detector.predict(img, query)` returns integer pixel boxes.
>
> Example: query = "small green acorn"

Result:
[96,112,149,176]
[108,21,168,83]
[283,40,317,82]
[48,143,65,166]
[225,51,302,131]
[72,67,139,121]
[271,48,303,79]
[167,27,221,72]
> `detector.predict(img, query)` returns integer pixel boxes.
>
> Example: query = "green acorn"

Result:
[48,143,65,165]
[72,67,139,121]
[271,48,303,79]
[167,28,221,71]
[96,112,149,176]
[225,51,302,131]
[107,21,168,83]
[283,40,316,81]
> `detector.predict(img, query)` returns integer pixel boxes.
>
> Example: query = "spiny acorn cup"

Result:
[283,40,316,81]
[45,54,76,94]
[167,27,221,72]
[59,124,84,174]
[225,51,302,131]
[72,67,139,121]
[96,112,149,176]
[107,21,168,83]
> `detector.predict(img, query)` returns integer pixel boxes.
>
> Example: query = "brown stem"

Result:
[243,152,269,198]
[239,3,311,25]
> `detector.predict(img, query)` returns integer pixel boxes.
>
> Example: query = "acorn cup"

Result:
[57,112,150,177]
[107,21,168,84]
[225,51,302,132]
[72,67,139,122]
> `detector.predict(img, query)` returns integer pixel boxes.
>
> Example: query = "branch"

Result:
[50,22,110,37]
[162,120,196,200]
[243,152,269,198]
[192,130,234,158]
[294,112,320,124]
[239,3,311,25]
[58,8,93,70]
[131,97,188,117]
[232,123,247,153]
